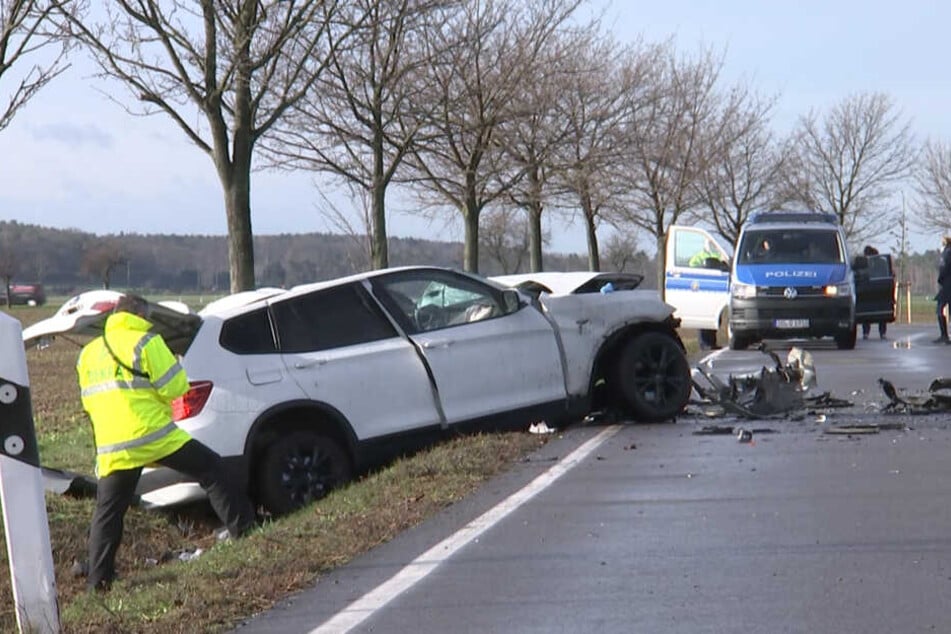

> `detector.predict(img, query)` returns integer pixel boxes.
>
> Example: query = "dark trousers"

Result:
[861,322,887,338]
[938,299,950,339]
[88,439,256,590]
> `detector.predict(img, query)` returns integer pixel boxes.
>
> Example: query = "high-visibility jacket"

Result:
[77,311,192,477]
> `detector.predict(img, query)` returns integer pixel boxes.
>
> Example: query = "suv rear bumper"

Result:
[730,295,853,338]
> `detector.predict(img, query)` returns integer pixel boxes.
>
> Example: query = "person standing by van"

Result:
[935,235,951,344]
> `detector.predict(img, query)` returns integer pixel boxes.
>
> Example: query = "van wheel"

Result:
[613,332,691,422]
[728,333,750,350]
[728,321,750,350]
[835,325,857,350]
[255,431,351,516]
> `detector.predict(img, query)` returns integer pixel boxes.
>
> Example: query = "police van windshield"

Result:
[737,229,844,265]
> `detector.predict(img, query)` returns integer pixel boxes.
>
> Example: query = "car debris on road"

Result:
[690,345,832,418]
[878,377,951,414]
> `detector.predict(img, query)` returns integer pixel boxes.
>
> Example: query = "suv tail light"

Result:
[172,380,213,421]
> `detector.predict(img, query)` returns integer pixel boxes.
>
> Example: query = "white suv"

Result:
[25,266,691,515]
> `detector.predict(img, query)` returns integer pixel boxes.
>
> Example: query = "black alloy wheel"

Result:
[614,332,692,422]
[256,431,351,516]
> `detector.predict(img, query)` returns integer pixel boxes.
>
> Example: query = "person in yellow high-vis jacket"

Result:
[77,294,255,592]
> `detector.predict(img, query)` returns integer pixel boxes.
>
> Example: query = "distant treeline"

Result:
[0,221,627,293]
[1,220,944,296]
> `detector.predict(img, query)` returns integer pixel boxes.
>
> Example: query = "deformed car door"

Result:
[372,269,567,425]
[272,283,444,440]
[664,226,731,330]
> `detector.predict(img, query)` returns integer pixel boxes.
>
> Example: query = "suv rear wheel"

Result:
[255,431,352,516]
[613,332,691,422]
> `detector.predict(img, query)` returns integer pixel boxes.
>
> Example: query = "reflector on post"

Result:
[0,312,60,633]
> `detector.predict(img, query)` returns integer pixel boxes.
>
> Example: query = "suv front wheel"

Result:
[255,431,352,516]
[613,332,691,422]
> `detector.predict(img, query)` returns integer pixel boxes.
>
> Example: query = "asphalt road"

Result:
[235,324,951,634]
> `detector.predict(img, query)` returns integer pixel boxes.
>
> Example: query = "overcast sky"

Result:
[0,0,946,255]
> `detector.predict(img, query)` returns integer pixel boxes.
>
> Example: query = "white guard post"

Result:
[0,313,60,633]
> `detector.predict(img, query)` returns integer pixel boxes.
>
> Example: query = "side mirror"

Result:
[501,289,523,313]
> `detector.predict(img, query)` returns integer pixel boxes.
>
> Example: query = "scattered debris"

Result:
[528,421,556,434]
[692,345,824,418]
[692,425,735,436]
[825,424,881,435]
[736,428,753,443]
[879,376,951,414]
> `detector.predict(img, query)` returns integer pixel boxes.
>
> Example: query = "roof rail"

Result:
[747,211,839,225]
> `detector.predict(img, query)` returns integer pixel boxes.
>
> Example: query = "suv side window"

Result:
[220,307,278,354]
[373,270,507,333]
[273,283,397,353]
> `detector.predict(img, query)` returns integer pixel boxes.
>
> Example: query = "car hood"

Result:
[22,290,202,355]
[735,263,848,287]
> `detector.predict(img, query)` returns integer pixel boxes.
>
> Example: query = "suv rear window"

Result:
[220,307,278,354]
[737,229,843,265]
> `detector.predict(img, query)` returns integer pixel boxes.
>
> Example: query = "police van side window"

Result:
[273,284,398,353]
[675,231,705,267]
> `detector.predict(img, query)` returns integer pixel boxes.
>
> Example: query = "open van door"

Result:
[664,226,731,331]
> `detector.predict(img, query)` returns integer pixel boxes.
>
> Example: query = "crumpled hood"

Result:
[735,263,848,287]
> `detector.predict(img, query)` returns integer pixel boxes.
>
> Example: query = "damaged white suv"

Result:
[25,266,690,515]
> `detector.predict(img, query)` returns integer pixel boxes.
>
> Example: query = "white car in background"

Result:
[24,267,691,516]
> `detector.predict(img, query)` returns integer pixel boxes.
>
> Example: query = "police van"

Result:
[665,212,858,350]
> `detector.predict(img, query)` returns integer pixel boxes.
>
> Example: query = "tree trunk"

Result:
[581,188,600,271]
[527,166,544,272]
[370,135,389,269]
[224,172,255,292]
[528,203,544,272]
[462,202,481,273]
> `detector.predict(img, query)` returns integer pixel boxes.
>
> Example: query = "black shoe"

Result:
[933,337,950,344]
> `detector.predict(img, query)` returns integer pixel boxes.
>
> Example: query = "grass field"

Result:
[0,293,941,631]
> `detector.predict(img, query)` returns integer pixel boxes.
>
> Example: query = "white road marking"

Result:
[310,425,622,634]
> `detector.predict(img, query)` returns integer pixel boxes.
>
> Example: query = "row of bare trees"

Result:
[2,0,951,293]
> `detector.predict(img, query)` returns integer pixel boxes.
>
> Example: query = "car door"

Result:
[371,269,567,425]
[664,226,731,330]
[272,282,444,440]
[854,254,896,323]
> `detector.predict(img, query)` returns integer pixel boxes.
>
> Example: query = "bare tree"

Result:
[914,138,951,236]
[609,45,728,293]
[81,238,126,289]
[500,23,592,272]
[552,38,657,271]
[693,91,785,245]
[784,92,916,242]
[478,206,545,274]
[62,0,354,291]
[0,0,70,131]
[264,0,455,270]
[406,0,581,273]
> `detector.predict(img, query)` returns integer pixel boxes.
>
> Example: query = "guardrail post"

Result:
[0,312,60,633]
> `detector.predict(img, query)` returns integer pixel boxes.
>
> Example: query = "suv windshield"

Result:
[737,229,843,265]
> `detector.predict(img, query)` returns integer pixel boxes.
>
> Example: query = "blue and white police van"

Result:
[665,212,857,350]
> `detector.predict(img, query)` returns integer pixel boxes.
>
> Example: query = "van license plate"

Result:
[775,319,809,329]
